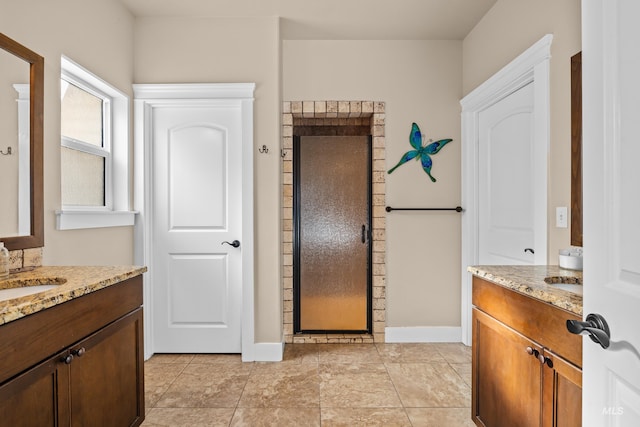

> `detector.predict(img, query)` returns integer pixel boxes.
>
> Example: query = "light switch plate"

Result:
[556,206,568,228]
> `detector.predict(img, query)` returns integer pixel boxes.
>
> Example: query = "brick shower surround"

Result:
[282,101,386,344]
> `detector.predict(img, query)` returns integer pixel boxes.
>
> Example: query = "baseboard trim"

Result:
[245,341,284,362]
[385,326,462,343]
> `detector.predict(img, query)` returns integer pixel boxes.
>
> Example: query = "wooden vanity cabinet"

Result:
[472,276,582,427]
[473,308,543,426]
[541,348,582,427]
[0,348,69,425]
[0,275,144,426]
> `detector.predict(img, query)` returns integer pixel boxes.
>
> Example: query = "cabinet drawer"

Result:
[472,276,582,368]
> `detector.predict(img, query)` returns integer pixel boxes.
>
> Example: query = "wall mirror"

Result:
[0,33,44,250]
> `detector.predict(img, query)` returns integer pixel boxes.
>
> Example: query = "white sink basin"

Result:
[0,277,67,302]
[544,276,583,295]
[0,285,59,301]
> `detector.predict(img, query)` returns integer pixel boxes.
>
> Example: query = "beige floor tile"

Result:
[320,362,388,376]
[155,364,252,408]
[145,363,189,408]
[385,363,471,408]
[376,343,445,363]
[318,344,382,364]
[321,408,412,426]
[231,407,321,426]
[142,407,234,426]
[450,363,472,387]
[190,354,246,365]
[251,360,315,375]
[434,343,472,364]
[405,407,476,427]
[146,354,195,364]
[238,364,320,407]
[142,344,476,426]
[320,363,402,408]
[283,343,320,364]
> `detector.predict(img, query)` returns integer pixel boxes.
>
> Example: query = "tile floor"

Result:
[142,343,474,426]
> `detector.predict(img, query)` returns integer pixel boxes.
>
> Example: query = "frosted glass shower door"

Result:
[295,135,371,332]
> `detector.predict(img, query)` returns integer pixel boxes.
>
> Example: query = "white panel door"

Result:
[582,0,640,424]
[152,103,242,353]
[478,82,538,265]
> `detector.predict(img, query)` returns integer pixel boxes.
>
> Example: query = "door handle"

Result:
[361,225,366,243]
[566,313,610,349]
[524,248,535,254]
[222,240,241,248]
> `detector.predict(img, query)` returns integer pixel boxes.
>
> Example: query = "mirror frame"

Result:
[570,52,582,247]
[0,33,44,251]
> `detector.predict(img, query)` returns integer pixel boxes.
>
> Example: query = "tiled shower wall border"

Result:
[282,101,386,344]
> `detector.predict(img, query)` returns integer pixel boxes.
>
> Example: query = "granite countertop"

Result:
[0,265,147,326]
[468,265,583,316]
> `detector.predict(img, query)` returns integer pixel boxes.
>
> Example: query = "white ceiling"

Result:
[118,0,497,40]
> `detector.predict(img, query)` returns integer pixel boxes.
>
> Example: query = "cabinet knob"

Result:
[538,353,554,368]
[61,354,73,365]
[72,347,86,357]
[525,346,539,358]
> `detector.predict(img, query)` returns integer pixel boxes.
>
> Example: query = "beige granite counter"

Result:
[0,265,146,326]
[468,265,583,316]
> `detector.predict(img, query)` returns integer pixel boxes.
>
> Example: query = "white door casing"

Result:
[478,82,536,265]
[582,0,640,423]
[133,83,256,360]
[461,34,551,345]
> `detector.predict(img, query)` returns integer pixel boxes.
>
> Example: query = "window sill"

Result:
[56,210,137,230]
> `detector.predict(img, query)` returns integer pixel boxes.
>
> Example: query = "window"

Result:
[61,77,109,207]
[56,56,134,230]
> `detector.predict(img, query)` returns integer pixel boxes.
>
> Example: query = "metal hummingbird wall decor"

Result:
[387,122,452,182]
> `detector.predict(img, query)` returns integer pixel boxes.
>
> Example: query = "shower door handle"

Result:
[361,225,366,243]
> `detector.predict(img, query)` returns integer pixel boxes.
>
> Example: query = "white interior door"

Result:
[461,35,551,345]
[581,0,640,424]
[478,82,539,265]
[152,102,243,353]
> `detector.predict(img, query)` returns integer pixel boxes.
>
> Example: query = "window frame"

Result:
[60,72,113,210]
[56,56,135,230]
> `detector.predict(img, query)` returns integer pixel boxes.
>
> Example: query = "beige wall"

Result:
[134,16,283,343]
[0,0,136,265]
[283,40,463,327]
[1,0,581,344]
[463,0,582,260]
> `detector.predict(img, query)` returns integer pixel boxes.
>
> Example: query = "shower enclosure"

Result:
[294,135,372,333]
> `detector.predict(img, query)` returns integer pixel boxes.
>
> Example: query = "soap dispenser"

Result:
[0,242,9,278]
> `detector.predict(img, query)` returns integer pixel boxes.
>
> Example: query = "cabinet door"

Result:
[473,308,542,427]
[542,349,582,427]
[0,351,71,426]
[69,308,144,427]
